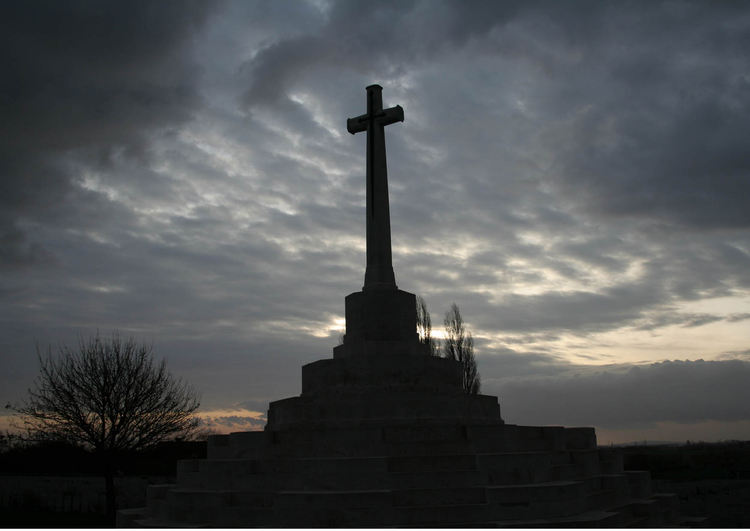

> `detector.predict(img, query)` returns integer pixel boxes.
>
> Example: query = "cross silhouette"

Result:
[347,84,404,291]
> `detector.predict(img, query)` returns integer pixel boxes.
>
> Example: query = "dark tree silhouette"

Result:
[416,295,440,356]
[11,332,200,524]
[443,303,481,394]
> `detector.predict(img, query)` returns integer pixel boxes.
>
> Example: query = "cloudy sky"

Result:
[2,0,750,444]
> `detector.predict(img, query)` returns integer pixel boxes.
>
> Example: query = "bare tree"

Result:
[443,303,481,394]
[416,295,440,356]
[11,332,200,524]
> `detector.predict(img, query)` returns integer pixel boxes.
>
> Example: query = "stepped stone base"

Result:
[119,289,707,527]
[119,420,706,528]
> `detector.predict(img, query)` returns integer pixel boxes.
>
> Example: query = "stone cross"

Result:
[347,84,404,291]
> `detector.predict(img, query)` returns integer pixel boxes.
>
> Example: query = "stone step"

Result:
[478,452,553,485]
[214,507,276,528]
[179,472,201,490]
[175,461,201,487]
[186,451,606,492]
[384,439,481,456]
[252,455,387,474]
[597,458,621,474]
[177,459,200,474]
[276,506,389,527]
[392,486,487,507]
[208,424,594,462]
[387,453,477,472]
[164,489,232,524]
[387,468,488,489]
[116,508,148,528]
[676,516,712,528]
[267,395,502,429]
[491,509,623,528]
[549,449,596,466]
[630,498,661,517]
[393,503,493,526]
[563,428,598,451]
[625,470,652,498]
[586,489,619,510]
[477,451,551,469]
[207,431,266,460]
[204,471,334,491]
[488,480,586,503]
[274,489,392,509]
[618,514,654,528]
[513,426,566,451]
[606,498,669,527]
[194,464,489,492]
[584,474,630,496]
[598,448,624,473]
[382,424,467,443]
[132,517,211,528]
[269,425,383,446]
[550,463,586,481]
[263,437,478,459]
[652,492,679,521]
[228,490,274,508]
[569,450,601,475]
[146,484,176,522]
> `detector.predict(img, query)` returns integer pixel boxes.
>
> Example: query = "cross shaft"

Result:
[347,84,404,291]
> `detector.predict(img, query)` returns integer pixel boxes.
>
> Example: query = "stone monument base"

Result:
[118,420,706,528]
[118,337,708,527]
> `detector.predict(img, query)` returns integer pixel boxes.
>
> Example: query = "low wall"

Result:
[0,474,174,514]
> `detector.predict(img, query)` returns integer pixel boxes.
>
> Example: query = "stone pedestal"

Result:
[340,288,419,344]
[120,289,705,527]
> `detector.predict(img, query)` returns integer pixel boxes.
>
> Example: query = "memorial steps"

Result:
[118,309,708,528]
[119,415,707,527]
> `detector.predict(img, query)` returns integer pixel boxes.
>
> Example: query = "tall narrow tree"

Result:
[11,332,201,524]
[443,303,481,394]
[416,295,440,356]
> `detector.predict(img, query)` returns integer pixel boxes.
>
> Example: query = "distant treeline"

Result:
[622,440,750,481]
[0,438,206,476]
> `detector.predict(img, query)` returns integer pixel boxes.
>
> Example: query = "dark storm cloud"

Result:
[533,2,750,230]
[0,0,218,268]
[241,0,525,108]
[239,0,750,233]
[716,349,750,361]
[490,359,750,429]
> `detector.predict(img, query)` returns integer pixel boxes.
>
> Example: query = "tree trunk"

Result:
[103,458,117,526]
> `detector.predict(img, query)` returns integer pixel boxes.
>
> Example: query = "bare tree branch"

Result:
[416,295,440,356]
[10,331,200,523]
[443,303,481,394]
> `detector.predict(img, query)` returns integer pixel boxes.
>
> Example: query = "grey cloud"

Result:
[489,359,750,429]
[207,416,266,431]
[715,349,750,361]
[681,314,724,328]
[476,347,575,380]
[3,1,750,446]
[477,282,666,334]
[533,3,750,229]
[241,0,525,108]
[0,0,218,267]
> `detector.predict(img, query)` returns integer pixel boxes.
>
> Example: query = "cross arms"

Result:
[347,105,404,135]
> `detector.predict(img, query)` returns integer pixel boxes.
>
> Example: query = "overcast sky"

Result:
[2,0,750,444]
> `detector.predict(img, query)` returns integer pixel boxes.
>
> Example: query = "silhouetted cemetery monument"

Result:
[119,85,706,527]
